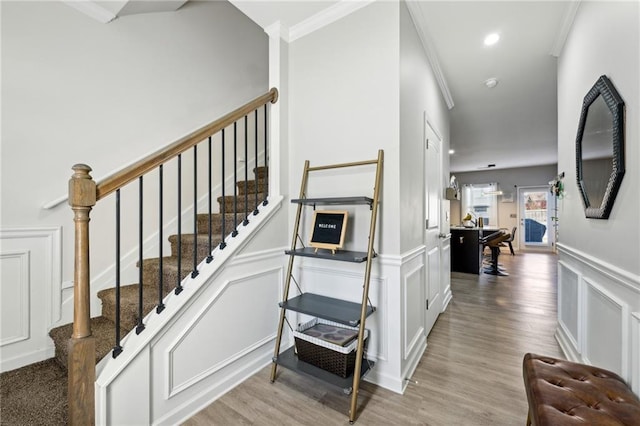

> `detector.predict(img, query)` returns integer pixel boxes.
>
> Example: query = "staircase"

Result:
[0,167,269,426]
[3,88,281,425]
[49,168,268,375]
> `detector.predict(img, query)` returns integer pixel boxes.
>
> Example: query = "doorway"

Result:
[517,186,555,251]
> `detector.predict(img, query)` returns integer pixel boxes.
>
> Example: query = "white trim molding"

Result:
[289,0,375,43]
[631,312,640,394]
[404,1,455,109]
[550,1,582,57]
[0,251,31,347]
[0,227,63,327]
[62,1,117,24]
[165,266,282,398]
[557,243,640,291]
[0,227,61,371]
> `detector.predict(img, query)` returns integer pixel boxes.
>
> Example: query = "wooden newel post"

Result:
[68,164,97,426]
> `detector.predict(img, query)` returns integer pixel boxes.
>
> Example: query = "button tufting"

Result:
[524,353,640,426]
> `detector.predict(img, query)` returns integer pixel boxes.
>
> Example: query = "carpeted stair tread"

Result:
[253,166,268,179]
[139,256,194,290]
[237,178,268,195]
[49,316,126,371]
[98,283,166,332]
[168,232,221,260]
[196,212,240,235]
[217,193,267,213]
[0,358,68,426]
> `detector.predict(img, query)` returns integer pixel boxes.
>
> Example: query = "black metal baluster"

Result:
[243,115,249,226]
[157,165,165,314]
[113,189,123,358]
[191,146,199,279]
[175,154,183,295]
[220,128,227,250]
[232,122,238,237]
[263,104,268,206]
[207,136,213,263]
[136,176,145,335]
[253,109,259,216]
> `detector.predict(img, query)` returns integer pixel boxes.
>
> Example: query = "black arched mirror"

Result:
[576,75,625,219]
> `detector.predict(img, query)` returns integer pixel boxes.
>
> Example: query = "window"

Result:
[461,183,499,226]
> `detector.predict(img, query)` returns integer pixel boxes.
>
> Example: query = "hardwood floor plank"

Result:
[184,251,561,425]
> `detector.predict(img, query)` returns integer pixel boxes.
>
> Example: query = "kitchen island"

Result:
[450,226,501,274]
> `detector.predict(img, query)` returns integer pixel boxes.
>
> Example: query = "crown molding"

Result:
[288,0,375,43]
[404,1,454,110]
[550,1,581,57]
[62,1,117,24]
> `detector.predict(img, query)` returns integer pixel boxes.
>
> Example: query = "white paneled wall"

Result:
[95,242,286,426]
[556,244,640,396]
[289,248,430,395]
[557,262,580,356]
[0,228,61,372]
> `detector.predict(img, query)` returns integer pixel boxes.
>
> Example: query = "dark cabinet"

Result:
[451,228,482,274]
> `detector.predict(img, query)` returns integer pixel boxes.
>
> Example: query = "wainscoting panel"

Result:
[0,251,30,346]
[558,261,580,350]
[0,227,61,371]
[403,263,424,360]
[557,244,639,395]
[583,278,626,375]
[166,267,281,397]
[147,248,284,425]
[440,239,452,311]
[632,312,640,394]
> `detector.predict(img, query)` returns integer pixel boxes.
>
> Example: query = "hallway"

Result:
[185,252,561,425]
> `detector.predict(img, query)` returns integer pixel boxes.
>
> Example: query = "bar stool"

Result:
[484,231,511,276]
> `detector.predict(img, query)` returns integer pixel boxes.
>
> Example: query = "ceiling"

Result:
[71,0,574,173]
[231,0,577,173]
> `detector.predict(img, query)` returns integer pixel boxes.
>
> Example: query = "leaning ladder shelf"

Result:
[270,150,383,424]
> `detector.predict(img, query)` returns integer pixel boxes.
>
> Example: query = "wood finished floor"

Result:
[184,251,562,425]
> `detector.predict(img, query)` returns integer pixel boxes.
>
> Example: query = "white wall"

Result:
[289,1,400,255]
[556,1,640,395]
[399,1,450,254]
[1,0,269,368]
[557,1,639,274]
[285,1,451,393]
[287,1,402,392]
[1,0,268,283]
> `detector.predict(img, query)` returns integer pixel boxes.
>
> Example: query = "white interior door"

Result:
[424,119,442,336]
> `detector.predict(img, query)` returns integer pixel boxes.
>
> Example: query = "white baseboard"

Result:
[154,344,275,425]
[555,324,581,363]
[0,346,55,373]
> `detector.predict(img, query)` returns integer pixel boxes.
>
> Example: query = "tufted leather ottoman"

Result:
[523,353,640,425]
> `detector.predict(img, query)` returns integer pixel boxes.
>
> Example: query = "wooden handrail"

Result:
[96,87,278,201]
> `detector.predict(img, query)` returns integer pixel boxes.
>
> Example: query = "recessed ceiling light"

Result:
[484,33,500,46]
[484,78,499,88]
[449,149,455,155]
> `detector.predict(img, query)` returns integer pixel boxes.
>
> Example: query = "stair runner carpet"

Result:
[0,168,267,426]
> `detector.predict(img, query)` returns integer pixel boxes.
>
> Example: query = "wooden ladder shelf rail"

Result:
[270,149,383,424]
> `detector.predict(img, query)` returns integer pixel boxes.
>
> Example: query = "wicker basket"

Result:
[294,318,368,378]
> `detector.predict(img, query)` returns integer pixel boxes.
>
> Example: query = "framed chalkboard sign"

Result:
[309,210,348,253]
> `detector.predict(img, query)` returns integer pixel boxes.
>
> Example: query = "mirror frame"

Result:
[575,75,625,219]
